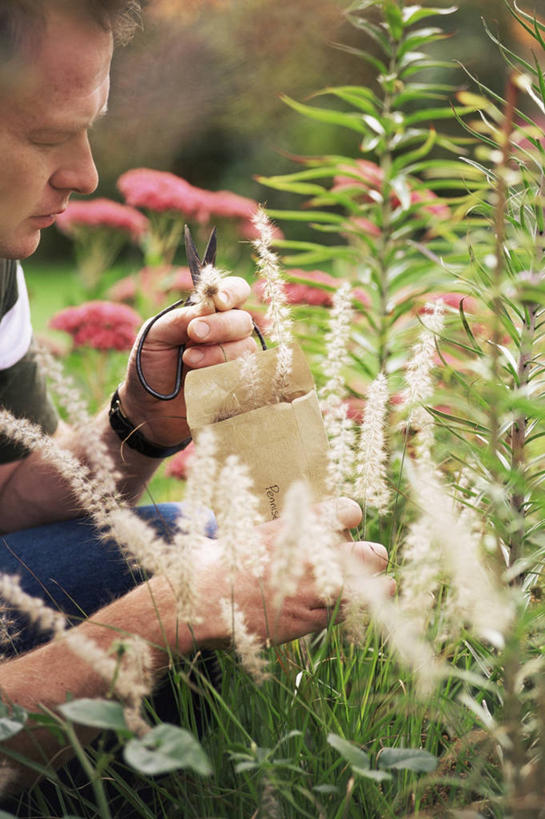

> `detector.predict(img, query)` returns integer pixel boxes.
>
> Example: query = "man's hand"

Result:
[118,276,256,447]
[190,497,395,650]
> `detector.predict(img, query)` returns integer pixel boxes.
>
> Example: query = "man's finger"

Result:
[183,336,258,369]
[212,276,251,311]
[186,309,254,346]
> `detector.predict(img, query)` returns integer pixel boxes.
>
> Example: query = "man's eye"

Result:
[30,135,70,147]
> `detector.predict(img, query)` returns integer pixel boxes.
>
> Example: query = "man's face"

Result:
[0,10,113,259]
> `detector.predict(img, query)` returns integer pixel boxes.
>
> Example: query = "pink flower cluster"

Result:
[164,441,196,479]
[332,160,450,220]
[56,198,149,241]
[117,168,266,237]
[108,265,194,305]
[254,269,370,308]
[49,301,141,351]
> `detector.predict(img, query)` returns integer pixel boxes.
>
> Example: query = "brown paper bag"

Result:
[185,344,330,522]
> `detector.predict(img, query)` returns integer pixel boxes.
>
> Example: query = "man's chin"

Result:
[1,230,42,260]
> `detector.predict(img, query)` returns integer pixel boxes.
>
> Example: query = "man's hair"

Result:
[0,0,145,62]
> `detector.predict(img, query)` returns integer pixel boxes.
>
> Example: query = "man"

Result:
[0,0,391,794]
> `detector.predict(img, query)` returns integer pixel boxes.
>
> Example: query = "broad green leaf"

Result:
[347,18,393,54]
[327,733,370,772]
[391,128,437,175]
[398,27,447,58]
[280,95,368,134]
[362,114,386,134]
[405,105,479,126]
[234,760,259,773]
[402,5,457,26]
[378,747,438,772]
[384,0,403,39]
[0,812,18,819]
[265,209,345,225]
[124,724,212,777]
[357,768,393,782]
[332,42,389,75]
[312,86,379,115]
[58,699,129,733]
[0,702,27,742]
[401,59,457,78]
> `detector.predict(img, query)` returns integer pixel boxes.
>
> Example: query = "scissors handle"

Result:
[135,226,267,401]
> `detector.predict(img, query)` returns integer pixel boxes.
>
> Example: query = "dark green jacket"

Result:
[0,258,58,463]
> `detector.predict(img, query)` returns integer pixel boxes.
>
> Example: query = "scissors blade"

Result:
[184,224,203,286]
[202,226,217,267]
[184,225,217,288]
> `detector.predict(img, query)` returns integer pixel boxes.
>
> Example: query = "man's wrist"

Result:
[109,389,191,459]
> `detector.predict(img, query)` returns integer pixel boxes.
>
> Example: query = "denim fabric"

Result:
[0,503,217,656]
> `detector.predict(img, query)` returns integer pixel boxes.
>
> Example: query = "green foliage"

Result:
[11,1,545,817]
[58,699,131,735]
[124,724,212,777]
[0,702,27,742]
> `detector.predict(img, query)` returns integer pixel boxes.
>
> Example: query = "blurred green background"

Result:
[31,0,530,264]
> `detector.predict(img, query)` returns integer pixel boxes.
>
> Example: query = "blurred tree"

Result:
[35,0,530,260]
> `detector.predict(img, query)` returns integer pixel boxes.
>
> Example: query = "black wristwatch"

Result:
[109,388,191,458]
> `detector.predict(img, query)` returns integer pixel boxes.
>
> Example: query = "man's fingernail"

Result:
[185,348,204,366]
[216,290,229,308]
[191,320,210,339]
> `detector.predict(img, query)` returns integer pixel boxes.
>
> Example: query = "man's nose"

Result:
[49,135,99,196]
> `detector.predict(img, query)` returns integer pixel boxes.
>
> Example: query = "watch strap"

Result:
[109,388,191,458]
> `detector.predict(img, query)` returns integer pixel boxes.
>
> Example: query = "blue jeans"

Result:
[0,504,216,656]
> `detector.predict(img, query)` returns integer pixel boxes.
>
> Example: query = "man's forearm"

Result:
[0,407,164,532]
[0,575,214,793]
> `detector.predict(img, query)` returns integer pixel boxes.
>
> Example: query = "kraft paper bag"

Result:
[185,344,330,522]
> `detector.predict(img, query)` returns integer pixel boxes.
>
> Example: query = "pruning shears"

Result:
[135,225,266,401]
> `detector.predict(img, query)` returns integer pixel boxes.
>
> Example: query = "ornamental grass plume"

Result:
[65,632,153,735]
[399,300,445,464]
[0,574,66,641]
[220,599,269,684]
[354,373,391,515]
[35,342,123,495]
[189,263,226,311]
[319,282,356,495]
[215,455,267,582]
[341,554,442,696]
[163,427,218,622]
[271,481,343,608]
[251,206,293,399]
[400,465,514,648]
[49,301,141,352]
[0,408,173,591]
[0,571,153,735]
[238,350,265,412]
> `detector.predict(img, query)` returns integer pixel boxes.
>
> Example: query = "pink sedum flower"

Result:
[118,168,208,217]
[118,167,261,226]
[164,441,196,479]
[332,160,450,219]
[56,198,149,241]
[200,189,258,221]
[254,269,370,309]
[49,301,141,351]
